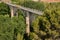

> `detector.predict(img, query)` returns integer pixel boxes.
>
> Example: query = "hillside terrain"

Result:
[0,0,60,40]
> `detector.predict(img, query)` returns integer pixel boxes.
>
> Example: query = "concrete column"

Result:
[10,6,18,18]
[10,6,14,18]
[26,12,30,36]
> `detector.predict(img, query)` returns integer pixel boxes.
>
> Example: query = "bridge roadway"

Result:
[0,1,43,15]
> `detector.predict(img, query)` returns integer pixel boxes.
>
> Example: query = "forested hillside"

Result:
[0,0,60,40]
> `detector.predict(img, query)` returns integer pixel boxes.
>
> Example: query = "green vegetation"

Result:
[31,3,60,40]
[20,1,45,11]
[0,3,10,15]
[0,15,25,40]
[0,3,26,40]
[0,0,60,40]
[12,0,45,11]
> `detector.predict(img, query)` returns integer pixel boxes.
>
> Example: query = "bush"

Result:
[0,15,14,40]
[30,32,42,40]
[20,1,45,11]
[0,2,26,40]
[31,3,60,40]
[11,0,45,11]
[0,3,10,15]
[0,15,26,40]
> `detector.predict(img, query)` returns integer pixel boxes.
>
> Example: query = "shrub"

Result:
[20,1,45,11]
[0,3,10,15]
[0,15,14,40]
[31,3,60,40]
[0,15,26,40]
[11,0,45,11]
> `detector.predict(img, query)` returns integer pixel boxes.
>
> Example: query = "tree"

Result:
[0,3,10,15]
[31,3,60,40]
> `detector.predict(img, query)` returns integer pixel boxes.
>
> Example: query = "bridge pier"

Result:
[26,12,30,36]
[10,6,18,18]
[10,6,30,36]
[10,6,14,17]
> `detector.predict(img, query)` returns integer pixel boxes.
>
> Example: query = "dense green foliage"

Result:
[0,15,14,40]
[20,1,45,11]
[0,15,26,40]
[0,3,10,15]
[31,3,60,40]
[11,0,45,11]
[0,0,60,40]
[0,3,26,40]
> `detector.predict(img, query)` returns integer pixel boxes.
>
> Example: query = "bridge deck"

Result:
[0,1,43,15]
